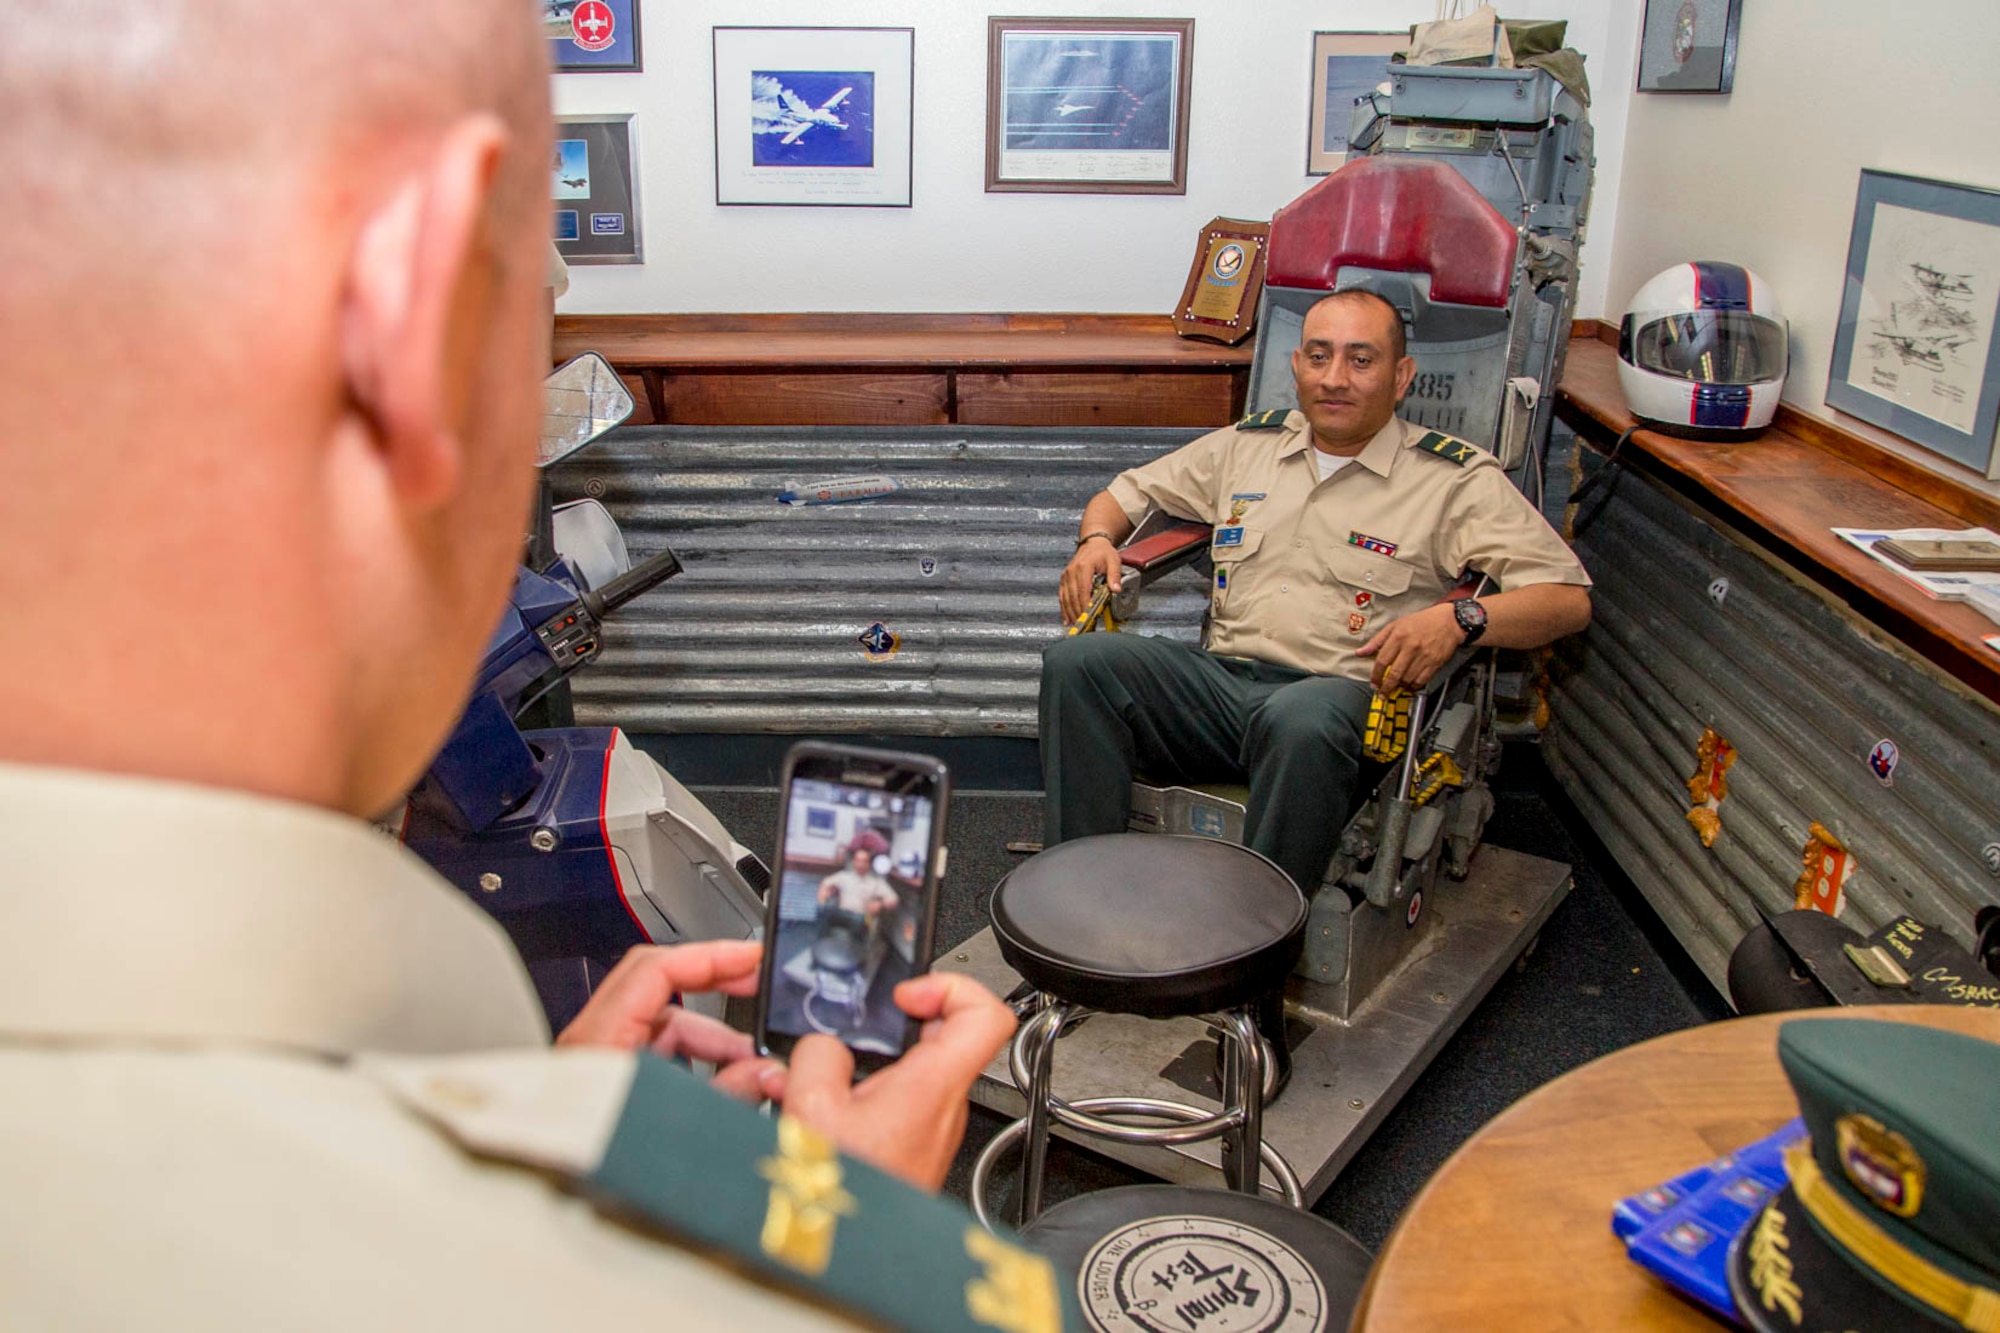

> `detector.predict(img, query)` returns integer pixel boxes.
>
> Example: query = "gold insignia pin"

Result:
[964,1228,1063,1333]
[1836,1114,1926,1218]
[758,1115,857,1276]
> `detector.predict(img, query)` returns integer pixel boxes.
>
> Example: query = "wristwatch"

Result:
[1453,597,1489,645]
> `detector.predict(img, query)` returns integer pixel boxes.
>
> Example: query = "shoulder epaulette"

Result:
[369,1052,1078,1331]
[1414,431,1481,466]
[1235,409,1291,430]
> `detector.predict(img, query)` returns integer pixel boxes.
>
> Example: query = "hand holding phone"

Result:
[782,970,1017,1190]
[555,939,784,1104]
[756,744,951,1072]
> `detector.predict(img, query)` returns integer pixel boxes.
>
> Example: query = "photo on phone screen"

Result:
[759,746,947,1063]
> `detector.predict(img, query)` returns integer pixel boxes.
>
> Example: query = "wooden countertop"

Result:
[1353,1005,2000,1331]
[553,312,1259,371]
[1557,336,2000,705]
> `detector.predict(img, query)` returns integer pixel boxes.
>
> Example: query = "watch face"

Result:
[1456,599,1487,635]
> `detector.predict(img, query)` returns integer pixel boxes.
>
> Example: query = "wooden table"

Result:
[1352,1006,2000,1330]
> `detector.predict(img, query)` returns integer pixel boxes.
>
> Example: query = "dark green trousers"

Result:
[1039,632,1373,896]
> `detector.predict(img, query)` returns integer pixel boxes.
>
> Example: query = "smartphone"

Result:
[755,742,950,1073]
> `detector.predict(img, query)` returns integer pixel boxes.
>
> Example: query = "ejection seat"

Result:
[949,67,1587,1205]
[1104,152,1546,1022]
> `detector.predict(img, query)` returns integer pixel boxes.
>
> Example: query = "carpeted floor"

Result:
[693,744,1726,1251]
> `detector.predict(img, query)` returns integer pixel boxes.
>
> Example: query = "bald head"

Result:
[0,0,546,318]
[0,0,558,816]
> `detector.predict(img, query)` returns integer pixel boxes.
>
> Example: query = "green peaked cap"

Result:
[1779,1017,2000,1287]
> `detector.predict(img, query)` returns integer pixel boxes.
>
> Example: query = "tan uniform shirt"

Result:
[1107,411,1591,681]
[820,867,899,916]
[0,761,856,1330]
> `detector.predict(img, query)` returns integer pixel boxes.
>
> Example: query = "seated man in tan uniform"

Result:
[819,840,902,920]
[1042,290,1592,990]
[0,4,1036,1328]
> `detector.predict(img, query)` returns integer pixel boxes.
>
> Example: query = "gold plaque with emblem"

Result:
[1173,216,1270,345]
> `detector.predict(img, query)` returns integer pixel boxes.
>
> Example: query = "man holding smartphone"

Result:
[0,3,1034,1327]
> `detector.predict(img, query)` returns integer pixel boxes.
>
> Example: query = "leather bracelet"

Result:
[1075,531,1117,548]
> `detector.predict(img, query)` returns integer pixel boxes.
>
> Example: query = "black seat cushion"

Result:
[990,834,1306,1018]
[1023,1184,1372,1332]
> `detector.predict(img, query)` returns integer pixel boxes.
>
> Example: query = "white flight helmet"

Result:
[1617,262,1789,438]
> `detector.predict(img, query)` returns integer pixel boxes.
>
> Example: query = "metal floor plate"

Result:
[937,844,1571,1205]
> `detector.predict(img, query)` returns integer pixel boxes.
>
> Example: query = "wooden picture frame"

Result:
[1636,0,1741,94]
[1306,31,1405,175]
[985,17,1194,195]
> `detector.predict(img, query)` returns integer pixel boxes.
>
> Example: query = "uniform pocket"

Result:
[1209,529,1263,615]
[1324,544,1414,598]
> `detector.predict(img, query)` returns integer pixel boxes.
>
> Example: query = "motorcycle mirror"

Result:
[538,352,635,469]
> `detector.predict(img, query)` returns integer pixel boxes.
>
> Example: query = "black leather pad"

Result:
[1024,1184,1372,1332]
[990,834,1306,1018]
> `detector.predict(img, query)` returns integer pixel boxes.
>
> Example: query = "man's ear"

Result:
[339,114,511,513]
[1393,353,1417,403]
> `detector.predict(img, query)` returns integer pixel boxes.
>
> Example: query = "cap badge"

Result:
[1835,1114,1925,1218]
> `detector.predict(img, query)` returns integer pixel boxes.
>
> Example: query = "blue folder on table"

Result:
[1612,1119,1806,1319]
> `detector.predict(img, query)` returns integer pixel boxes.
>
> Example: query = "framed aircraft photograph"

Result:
[1306,31,1405,175]
[712,26,915,208]
[551,114,642,265]
[985,17,1194,195]
[545,0,642,75]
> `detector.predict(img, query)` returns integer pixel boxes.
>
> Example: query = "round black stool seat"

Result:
[991,834,1307,1019]
[1023,1184,1372,1332]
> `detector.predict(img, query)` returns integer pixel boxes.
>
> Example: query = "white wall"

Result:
[555,0,1633,318]
[1603,0,2000,490]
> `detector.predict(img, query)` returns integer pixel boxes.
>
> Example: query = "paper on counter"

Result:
[1831,525,2000,601]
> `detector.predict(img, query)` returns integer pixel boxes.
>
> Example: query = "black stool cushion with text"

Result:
[990,834,1306,1018]
[1023,1184,1372,1332]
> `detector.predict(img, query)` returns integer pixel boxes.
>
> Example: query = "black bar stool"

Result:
[971,834,1309,1226]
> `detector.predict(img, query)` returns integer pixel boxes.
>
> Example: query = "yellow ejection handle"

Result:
[1067,574,1119,636]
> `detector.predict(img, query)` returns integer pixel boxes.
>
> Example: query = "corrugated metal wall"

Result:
[1545,463,2000,991]
[545,426,1209,736]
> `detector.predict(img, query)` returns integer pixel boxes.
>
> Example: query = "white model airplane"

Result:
[1054,103,1095,117]
[776,86,852,144]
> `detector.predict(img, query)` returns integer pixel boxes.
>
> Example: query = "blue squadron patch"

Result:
[1235,409,1290,430]
[859,622,901,661]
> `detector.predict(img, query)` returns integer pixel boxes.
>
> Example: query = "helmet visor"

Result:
[1622,310,1788,386]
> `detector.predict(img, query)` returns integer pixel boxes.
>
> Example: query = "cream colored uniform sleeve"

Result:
[0,1047,854,1330]
[1436,461,1592,591]
[1103,428,1232,527]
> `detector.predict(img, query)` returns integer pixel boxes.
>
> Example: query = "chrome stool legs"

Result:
[970,1001,1304,1229]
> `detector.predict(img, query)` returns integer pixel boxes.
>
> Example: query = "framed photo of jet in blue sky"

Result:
[551,114,642,264]
[985,17,1194,195]
[544,0,641,75]
[713,27,915,208]
[1306,31,1405,175]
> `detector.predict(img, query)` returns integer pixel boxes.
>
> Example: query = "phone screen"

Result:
[759,748,946,1063]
